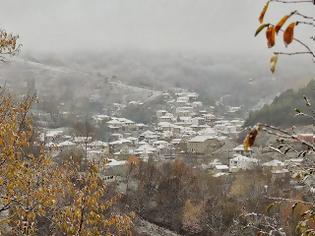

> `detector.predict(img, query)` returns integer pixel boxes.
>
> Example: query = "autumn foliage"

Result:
[255,0,314,73]
[0,95,134,235]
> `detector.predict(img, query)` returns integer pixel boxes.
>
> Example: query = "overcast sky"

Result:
[0,0,313,54]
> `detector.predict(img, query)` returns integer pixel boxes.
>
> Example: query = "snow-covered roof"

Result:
[74,136,92,143]
[198,127,217,136]
[136,123,147,127]
[109,138,132,145]
[214,164,229,170]
[231,154,258,162]
[107,119,122,125]
[171,139,182,144]
[158,122,173,128]
[213,172,230,178]
[233,144,251,152]
[45,129,64,138]
[262,160,285,167]
[141,130,155,136]
[135,143,156,154]
[106,159,127,167]
[160,113,174,119]
[45,142,56,148]
[92,114,110,121]
[127,137,138,141]
[58,140,76,147]
[189,135,217,143]
[88,140,108,147]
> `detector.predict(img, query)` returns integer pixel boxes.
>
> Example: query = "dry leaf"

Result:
[270,53,278,73]
[266,26,276,48]
[255,23,270,37]
[259,1,270,24]
[243,127,259,151]
[283,22,296,47]
[275,15,290,34]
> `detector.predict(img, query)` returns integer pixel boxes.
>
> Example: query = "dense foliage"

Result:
[0,95,133,235]
[245,79,315,128]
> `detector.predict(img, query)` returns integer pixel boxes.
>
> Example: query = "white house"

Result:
[262,160,286,172]
[176,107,194,117]
[135,143,157,160]
[158,113,175,123]
[229,154,259,172]
[187,135,223,155]
[156,110,168,119]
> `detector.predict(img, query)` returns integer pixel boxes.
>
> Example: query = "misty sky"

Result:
[0,0,313,54]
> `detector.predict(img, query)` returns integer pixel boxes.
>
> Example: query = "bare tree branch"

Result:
[271,0,313,3]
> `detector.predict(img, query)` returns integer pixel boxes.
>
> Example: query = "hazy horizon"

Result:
[0,0,313,56]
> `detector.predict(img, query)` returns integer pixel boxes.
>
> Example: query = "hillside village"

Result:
[27,82,308,190]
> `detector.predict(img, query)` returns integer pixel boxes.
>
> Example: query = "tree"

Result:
[255,0,315,73]
[0,29,21,62]
[0,29,134,235]
[182,200,203,235]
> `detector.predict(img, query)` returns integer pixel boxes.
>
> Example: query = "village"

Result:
[27,83,310,192]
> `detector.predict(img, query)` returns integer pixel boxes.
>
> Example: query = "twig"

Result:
[274,51,313,56]
[260,123,315,151]
[271,0,313,3]
[296,12,315,22]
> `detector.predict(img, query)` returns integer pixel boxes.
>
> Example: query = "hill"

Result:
[244,80,315,128]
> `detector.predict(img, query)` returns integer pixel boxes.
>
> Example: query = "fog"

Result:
[0,0,312,55]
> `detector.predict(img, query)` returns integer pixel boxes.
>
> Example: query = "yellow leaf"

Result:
[259,1,270,24]
[270,53,278,74]
[275,15,290,34]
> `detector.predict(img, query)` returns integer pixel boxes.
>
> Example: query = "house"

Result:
[192,101,203,110]
[176,107,194,117]
[187,135,223,155]
[73,136,92,145]
[156,110,168,119]
[135,143,157,160]
[213,164,229,174]
[186,92,199,102]
[92,114,111,125]
[271,169,290,182]
[192,117,205,126]
[262,160,286,174]
[158,113,174,123]
[198,127,217,136]
[116,118,136,130]
[140,130,159,144]
[229,154,258,172]
[158,122,174,132]
[104,159,127,176]
[203,113,217,125]
[41,128,67,143]
[88,140,109,155]
[58,140,76,148]
[109,138,133,154]
[176,96,189,105]
[153,141,175,159]
[107,119,123,131]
